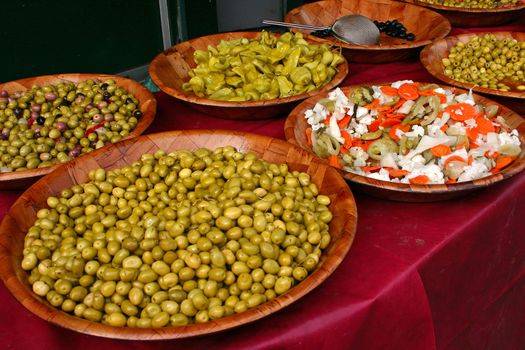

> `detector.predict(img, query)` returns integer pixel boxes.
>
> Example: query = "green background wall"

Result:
[0,0,306,83]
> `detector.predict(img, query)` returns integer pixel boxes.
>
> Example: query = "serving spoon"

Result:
[262,15,380,46]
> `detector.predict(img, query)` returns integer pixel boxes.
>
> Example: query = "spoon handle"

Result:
[262,20,329,31]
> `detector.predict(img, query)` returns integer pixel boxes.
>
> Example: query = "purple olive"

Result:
[92,114,104,123]
[31,104,41,112]
[55,122,66,132]
[68,148,81,157]
[97,101,108,109]
[44,92,57,101]
[0,90,8,98]
[30,111,39,120]
[104,113,114,122]
[85,104,94,111]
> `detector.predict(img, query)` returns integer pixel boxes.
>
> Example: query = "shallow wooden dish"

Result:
[421,32,525,113]
[148,32,348,120]
[0,73,156,190]
[403,0,525,27]
[284,0,451,63]
[0,129,357,339]
[284,83,525,202]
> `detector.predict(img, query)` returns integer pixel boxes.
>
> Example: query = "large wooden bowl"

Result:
[420,32,525,113]
[403,0,525,27]
[148,32,349,120]
[0,129,357,339]
[0,73,157,190]
[284,0,451,63]
[284,83,525,202]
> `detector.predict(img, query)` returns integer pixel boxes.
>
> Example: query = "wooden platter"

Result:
[149,32,349,120]
[420,32,525,112]
[284,83,525,202]
[0,73,156,190]
[284,0,451,63]
[0,129,358,339]
[403,0,525,27]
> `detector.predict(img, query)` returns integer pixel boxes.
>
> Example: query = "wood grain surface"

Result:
[420,32,525,113]
[284,0,451,63]
[148,31,349,120]
[0,129,358,339]
[284,83,525,202]
[0,73,157,190]
[402,0,525,27]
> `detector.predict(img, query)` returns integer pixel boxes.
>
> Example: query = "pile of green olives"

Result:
[21,147,333,328]
[442,34,525,91]
[417,0,519,9]
[0,79,142,172]
[182,31,345,101]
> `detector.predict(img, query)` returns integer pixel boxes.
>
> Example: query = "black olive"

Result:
[36,116,45,125]
[377,23,386,31]
[406,33,416,41]
[14,107,23,117]
[133,110,143,118]
[125,98,134,104]
[61,99,72,106]
[103,91,111,99]
[100,83,109,91]
[399,32,407,39]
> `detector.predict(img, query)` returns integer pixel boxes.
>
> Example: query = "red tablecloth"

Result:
[1,22,525,350]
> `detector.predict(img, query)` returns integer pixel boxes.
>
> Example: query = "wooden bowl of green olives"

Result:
[403,0,525,27]
[0,74,157,190]
[284,0,451,63]
[420,32,525,113]
[0,129,357,339]
[149,31,349,120]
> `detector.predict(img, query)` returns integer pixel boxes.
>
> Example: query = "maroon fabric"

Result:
[1,22,525,349]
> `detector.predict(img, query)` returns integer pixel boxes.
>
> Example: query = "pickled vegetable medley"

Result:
[304,81,522,184]
[22,147,332,327]
[182,31,345,101]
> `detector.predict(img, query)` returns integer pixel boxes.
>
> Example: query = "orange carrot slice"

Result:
[388,124,410,142]
[466,127,479,142]
[443,155,467,169]
[475,116,495,134]
[368,119,382,132]
[362,165,382,173]
[381,86,399,96]
[409,175,429,184]
[364,98,380,110]
[494,156,514,170]
[398,83,419,100]
[338,115,351,129]
[445,103,477,121]
[431,144,452,157]
[388,168,409,178]
[341,130,353,149]
[381,118,403,128]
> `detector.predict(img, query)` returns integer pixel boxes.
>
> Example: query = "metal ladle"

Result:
[262,15,380,46]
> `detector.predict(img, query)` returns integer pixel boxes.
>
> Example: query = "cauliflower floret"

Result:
[367,168,391,181]
[349,146,369,167]
[404,125,425,138]
[402,163,445,184]
[498,131,521,147]
[391,80,414,89]
[457,161,490,182]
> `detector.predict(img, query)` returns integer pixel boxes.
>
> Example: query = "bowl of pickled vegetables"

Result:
[402,0,525,27]
[285,81,525,201]
[0,74,156,190]
[0,129,357,339]
[149,31,348,120]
